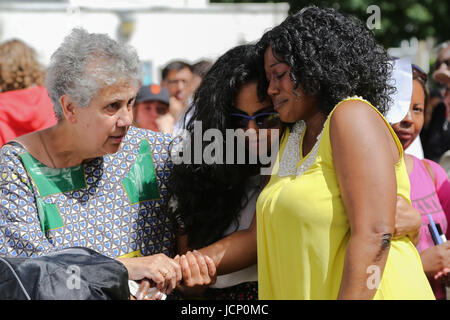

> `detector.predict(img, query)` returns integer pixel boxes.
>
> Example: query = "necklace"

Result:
[278,120,325,177]
[39,131,57,168]
[277,95,367,177]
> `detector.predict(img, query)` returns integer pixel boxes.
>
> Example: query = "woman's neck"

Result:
[22,122,93,168]
[46,123,94,168]
[302,111,328,157]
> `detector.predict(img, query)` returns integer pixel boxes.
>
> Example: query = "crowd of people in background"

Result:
[0,39,57,146]
[0,5,449,300]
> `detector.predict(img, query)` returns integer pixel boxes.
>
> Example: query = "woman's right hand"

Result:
[393,196,421,244]
[174,250,217,297]
[420,241,450,280]
[117,253,182,295]
[156,112,175,134]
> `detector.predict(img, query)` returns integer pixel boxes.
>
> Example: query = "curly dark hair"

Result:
[256,6,395,115]
[167,44,266,249]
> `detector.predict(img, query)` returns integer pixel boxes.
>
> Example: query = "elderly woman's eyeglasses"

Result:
[230,112,281,129]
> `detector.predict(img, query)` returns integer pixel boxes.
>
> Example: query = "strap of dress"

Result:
[422,159,437,188]
[5,141,24,148]
[328,96,404,161]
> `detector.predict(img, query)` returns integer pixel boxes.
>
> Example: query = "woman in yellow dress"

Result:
[255,6,435,299]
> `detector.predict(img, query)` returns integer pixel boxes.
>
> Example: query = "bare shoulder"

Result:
[330,99,385,130]
[330,99,399,162]
[14,131,40,152]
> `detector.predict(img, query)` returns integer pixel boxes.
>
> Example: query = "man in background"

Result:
[133,84,172,133]
[190,59,213,95]
[160,60,193,126]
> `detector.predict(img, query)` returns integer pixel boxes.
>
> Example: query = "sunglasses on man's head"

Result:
[230,112,281,129]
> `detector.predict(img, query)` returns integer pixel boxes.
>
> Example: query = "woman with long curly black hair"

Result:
[255,6,434,299]
[168,44,281,299]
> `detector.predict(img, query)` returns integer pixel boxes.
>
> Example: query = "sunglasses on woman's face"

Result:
[230,112,281,129]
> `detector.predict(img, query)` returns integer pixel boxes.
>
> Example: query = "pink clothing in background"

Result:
[0,86,57,146]
[409,155,450,299]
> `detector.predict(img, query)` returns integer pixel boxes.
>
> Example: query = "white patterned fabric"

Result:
[0,126,180,259]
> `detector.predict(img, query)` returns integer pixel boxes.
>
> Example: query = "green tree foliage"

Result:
[212,0,449,48]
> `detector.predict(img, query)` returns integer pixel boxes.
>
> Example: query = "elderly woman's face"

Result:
[73,81,138,156]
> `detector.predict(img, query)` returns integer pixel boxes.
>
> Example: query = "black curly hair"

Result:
[167,44,267,249]
[256,6,395,115]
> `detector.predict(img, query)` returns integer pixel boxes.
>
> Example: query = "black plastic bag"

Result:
[0,247,130,300]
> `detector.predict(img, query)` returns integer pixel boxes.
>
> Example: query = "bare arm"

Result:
[331,101,398,300]
[192,175,271,275]
[174,213,257,297]
[176,211,257,275]
[198,212,257,275]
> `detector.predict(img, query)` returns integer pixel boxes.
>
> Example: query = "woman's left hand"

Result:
[393,196,421,244]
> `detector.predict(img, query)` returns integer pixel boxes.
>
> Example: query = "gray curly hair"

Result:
[45,28,141,121]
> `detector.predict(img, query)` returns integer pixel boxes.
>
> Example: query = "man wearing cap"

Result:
[133,84,174,133]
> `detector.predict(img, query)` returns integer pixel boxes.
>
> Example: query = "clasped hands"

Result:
[118,250,216,300]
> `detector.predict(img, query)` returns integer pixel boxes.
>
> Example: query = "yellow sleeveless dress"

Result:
[256,97,435,300]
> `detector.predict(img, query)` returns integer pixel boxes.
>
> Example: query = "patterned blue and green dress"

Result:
[0,126,180,260]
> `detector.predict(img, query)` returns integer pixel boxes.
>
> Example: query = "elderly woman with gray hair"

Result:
[0,28,214,299]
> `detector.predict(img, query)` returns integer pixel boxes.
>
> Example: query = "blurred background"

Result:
[0,0,448,85]
[0,0,289,84]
